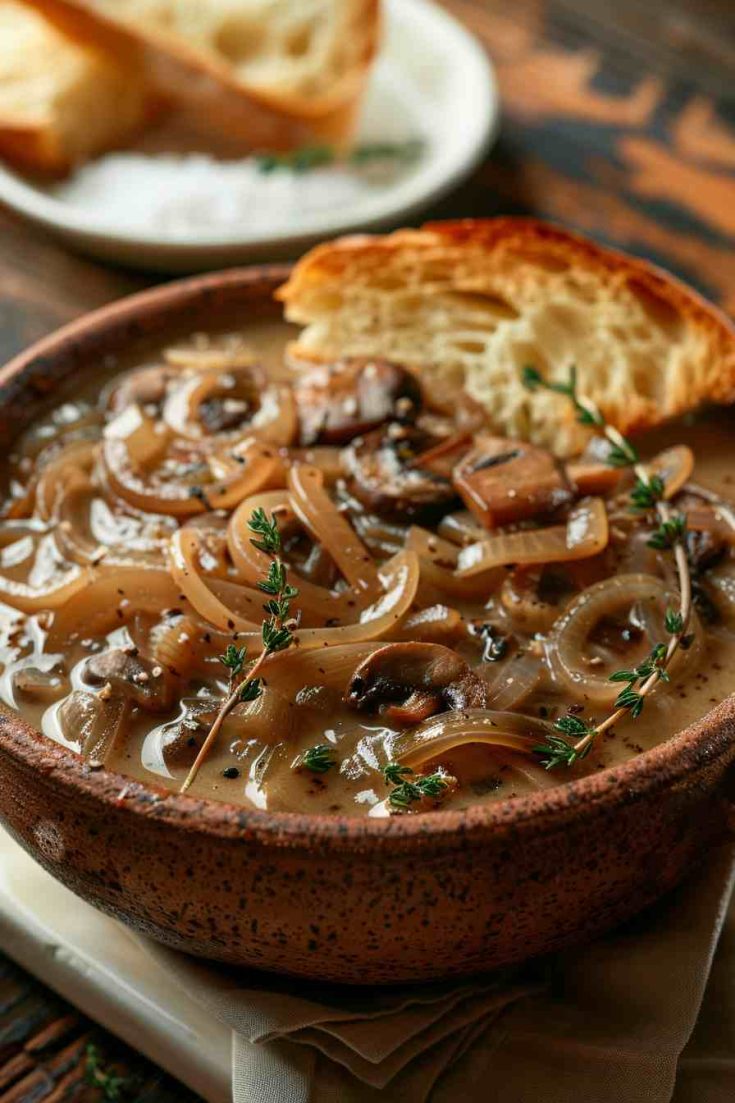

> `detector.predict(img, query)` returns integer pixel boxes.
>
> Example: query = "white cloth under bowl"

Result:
[143,840,735,1102]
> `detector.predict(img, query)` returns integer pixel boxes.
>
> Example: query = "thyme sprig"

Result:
[85,1044,139,1101]
[255,139,424,174]
[180,509,298,793]
[295,744,337,774]
[382,762,452,811]
[523,365,693,768]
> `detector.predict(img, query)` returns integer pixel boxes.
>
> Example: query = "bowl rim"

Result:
[1,265,734,851]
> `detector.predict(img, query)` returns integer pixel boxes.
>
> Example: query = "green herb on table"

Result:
[85,1044,138,1102]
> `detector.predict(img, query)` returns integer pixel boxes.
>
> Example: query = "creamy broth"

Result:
[0,323,733,817]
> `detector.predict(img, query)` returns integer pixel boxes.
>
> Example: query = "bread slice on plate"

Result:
[278,218,735,457]
[0,0,151,174]
[22,0,381,150]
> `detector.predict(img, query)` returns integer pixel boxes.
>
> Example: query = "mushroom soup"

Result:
[0,325,733,817]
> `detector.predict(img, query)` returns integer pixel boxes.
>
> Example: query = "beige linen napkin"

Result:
[144,840,735,1103]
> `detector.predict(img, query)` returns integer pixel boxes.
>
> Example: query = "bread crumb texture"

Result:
[280,219,735,457]
[0,0,148,171]
[70,0,378,101]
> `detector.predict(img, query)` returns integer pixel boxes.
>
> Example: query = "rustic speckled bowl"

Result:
[0,267,734,985]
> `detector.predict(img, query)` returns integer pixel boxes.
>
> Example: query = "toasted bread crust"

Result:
[22,0,380,149]
[279,218,735,455]
[0,0,153,174]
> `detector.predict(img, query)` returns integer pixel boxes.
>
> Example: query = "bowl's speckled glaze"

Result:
[0,268,733,985]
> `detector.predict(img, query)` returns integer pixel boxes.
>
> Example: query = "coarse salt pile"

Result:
[50,152,416,238]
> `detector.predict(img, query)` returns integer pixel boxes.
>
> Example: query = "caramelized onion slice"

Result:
[288,464,379,593]
[547,573,693,706]
[162,367,297,446]
[407,526,502,598]
[457,498,609,577]
[169,528,260,635]
[228,491,373,625]
[47,563,181,645]
[437,510,487,546]
[294,550,420,649]
[0,558,91,614]
[394,605,463,645]
[387,709,552,769]
[104,423,281,516]
[481,651,545,710]
[648,445,695,499]
[35,439,98,521]
[501,568,559,633]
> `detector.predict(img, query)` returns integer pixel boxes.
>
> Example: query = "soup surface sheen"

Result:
[0,322,733,817]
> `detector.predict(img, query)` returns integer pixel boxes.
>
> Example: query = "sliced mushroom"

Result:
[83,647,174,711]
[453,435,571,528]
[345,426,459,522]
[294,359,423,446]
[57,690,128,761]
[345,642,493,726]
[12,662,68,704]
[565,460,623,497]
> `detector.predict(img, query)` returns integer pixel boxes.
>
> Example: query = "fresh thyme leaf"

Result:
[575,404,604,427]
[349,139,424,165]
[262,619,293,654]
[606,439,640,467]
[630,474,665,512]
[521,365,544,390]
[255,140,424,174]
[614,686,645,717]
[648,513,686,549]
[520,364,603,426]
[256,144,334,173]
[414,773,450,798]
[85,1044,137,1101]
[534,714,595,769]
[296,744,337,774]
[181,509,299,794]
[388,771,450,809]
[387,779,423,808]
[383,761,412,785]
[609,644,669,694]
[258,559,287,594]
[248,507,281,554]
[517,364,692,773]
[553,713,592,738]
[219,643,247,676]
[240,677,262,703]
[382,762,451,808]
[533,734,581,770]
[665,608,685,634]
[608,669,638,683]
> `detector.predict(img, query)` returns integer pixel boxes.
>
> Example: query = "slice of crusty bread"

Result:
[278,219,735,457]
[0,0,151,173]
[23,0,380,149]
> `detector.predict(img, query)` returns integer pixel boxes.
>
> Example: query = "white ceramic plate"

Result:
[0,0,497,272]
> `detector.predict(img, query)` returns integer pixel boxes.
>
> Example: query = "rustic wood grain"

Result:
[0,0,733,1098]
[0,955,198,1101]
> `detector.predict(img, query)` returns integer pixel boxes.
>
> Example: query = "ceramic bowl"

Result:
[0,268,734,985]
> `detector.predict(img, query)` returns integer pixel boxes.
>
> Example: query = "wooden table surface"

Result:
[1,0,734,1098]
